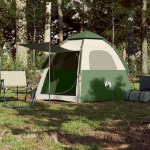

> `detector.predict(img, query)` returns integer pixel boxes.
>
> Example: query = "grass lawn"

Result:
[0,82,150,150]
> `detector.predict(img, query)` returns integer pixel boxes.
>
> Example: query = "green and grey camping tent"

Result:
[22,31,131,102]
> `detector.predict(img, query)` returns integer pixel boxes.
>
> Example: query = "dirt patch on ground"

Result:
[58,120,150,149]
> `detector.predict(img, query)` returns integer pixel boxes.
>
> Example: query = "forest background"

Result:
[0,0,149,79]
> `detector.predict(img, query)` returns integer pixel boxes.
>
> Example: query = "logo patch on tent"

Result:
[104,79,111,89]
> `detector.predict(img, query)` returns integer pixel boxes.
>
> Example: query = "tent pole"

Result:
[77,39,84,103]
[48,2,51,103]
[49,41,51,102]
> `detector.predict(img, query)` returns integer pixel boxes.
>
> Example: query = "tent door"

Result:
[50,52,79,96]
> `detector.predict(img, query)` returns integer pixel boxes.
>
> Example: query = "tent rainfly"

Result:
[21,31,131,102]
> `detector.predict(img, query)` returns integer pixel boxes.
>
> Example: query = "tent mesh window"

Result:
[51,52,79,70]
[89,50,117,70]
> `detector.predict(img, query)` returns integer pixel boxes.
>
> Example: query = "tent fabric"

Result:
[81,70,131,102]
[68,31,104,40]
[80,39,125,70]
[20,42,80,53]
[99,38,130,74]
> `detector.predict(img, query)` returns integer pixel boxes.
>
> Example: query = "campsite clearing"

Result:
[0,93,150,149]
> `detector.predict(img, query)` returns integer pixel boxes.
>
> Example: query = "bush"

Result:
[26,49,47,84]
[0,54,25,71]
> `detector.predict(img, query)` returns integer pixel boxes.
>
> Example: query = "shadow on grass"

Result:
[0,77,150,149]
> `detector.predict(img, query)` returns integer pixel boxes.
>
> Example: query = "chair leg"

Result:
[24,89,27,101]
[3,89,7,105]
[31,89,36,105]
[16,86,18,101]
[0,82,1,95]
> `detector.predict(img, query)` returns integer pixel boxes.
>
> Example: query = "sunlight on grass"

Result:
[0,88,150,149]
[61,120,91,137]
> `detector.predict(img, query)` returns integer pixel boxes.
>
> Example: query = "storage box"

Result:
[140,76,150,90]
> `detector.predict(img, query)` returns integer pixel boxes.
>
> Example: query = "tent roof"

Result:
[20,42,79,53]
[68,30,104,40]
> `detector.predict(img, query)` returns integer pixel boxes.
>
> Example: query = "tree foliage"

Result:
[0,0,150,76]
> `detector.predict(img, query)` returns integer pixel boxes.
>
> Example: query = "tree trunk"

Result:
[127,12,136,75]
[128,12,134,56]
[123,43,127,61]
[111,2,115,45]
[57,0,63,43]
[141,0,148,74]
[16,0,28,67]
[44,2,51,55]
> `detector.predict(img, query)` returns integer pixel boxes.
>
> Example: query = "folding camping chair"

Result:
[0,71,36,108]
